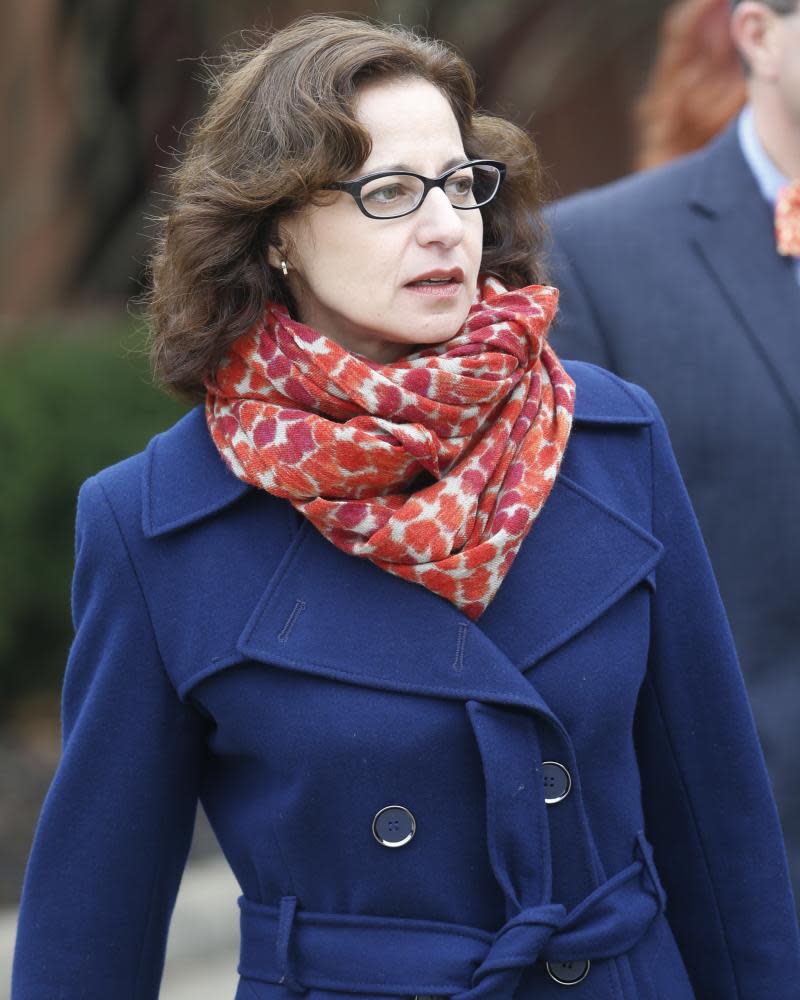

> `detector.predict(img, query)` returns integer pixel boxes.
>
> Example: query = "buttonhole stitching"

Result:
[451,622,468,674]
[278,599,306,643]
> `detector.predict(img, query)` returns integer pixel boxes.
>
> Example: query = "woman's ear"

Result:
[267,218,289,271]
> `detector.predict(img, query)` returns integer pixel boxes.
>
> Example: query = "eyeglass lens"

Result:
[360,164,501,219]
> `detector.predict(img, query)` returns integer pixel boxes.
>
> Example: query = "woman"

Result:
[12,14,800,1000]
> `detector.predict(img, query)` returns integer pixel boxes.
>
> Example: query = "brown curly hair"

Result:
[145,15,548,400]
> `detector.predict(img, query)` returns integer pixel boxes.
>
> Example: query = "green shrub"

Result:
[0,313,188,710]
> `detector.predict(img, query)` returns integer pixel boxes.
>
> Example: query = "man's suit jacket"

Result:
[546,121,800,903]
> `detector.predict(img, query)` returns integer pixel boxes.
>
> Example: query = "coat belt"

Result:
[237,846,665,996]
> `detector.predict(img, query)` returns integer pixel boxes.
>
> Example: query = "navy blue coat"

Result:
[545,122,800,903]
[13,362,800,999]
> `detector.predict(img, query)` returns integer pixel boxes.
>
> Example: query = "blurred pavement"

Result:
[1,856,240,998]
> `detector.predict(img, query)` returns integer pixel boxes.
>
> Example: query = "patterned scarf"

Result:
[206,277,575,620]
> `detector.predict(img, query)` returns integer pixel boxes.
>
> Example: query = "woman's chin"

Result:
[401,294,471,342]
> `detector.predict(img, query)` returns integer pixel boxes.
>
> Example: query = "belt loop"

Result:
[276,895,307,993]
[634,831,668,911]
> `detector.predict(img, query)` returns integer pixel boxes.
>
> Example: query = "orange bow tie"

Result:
[776,180,800,256]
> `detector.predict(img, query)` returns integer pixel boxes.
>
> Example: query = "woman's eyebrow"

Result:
[361,154,469,175]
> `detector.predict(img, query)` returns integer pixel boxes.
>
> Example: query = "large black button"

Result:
[545,959,590,985]
[542,761,572,804]
[372,805,416,847]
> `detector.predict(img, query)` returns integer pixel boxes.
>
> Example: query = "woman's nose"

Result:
[414,186,464,247]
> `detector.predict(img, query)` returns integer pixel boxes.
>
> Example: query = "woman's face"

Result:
[273,77,484,363]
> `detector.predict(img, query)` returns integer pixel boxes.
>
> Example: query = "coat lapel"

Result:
[478,473,662,671]
[237,517,552,717]
[689,124,800,425]
[237,474,662,716]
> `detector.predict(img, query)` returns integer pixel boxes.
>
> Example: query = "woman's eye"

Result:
[446,175,474,197]
[365,183,407,204]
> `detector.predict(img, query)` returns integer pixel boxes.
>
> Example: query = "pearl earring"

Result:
[280,260,289,277]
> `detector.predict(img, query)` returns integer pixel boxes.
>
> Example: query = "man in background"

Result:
[547,0,800,904]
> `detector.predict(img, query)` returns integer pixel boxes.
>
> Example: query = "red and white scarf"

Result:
[206,277,575,620]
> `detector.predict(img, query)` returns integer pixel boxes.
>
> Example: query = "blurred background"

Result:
[0,0,745,992]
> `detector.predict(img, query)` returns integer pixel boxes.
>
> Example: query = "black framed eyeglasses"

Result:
[324,159,506,220]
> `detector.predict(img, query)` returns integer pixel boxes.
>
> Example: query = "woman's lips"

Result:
[404,278,462,296]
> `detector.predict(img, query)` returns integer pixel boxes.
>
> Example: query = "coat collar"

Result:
[142,407,250,538]
[688,122,800,425]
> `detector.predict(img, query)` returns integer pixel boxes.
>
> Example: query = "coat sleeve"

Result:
[631,386,800,998]
[544,217,616,370]
[12,475,208,1000]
